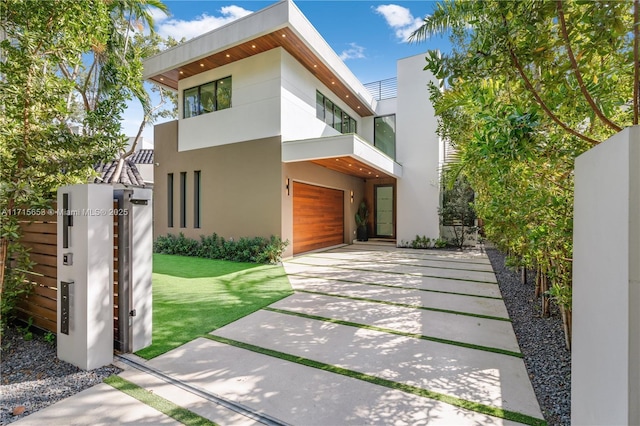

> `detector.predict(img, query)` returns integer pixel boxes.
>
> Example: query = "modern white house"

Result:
[143,0,441,258]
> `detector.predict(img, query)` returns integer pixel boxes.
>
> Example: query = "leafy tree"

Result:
[0,0,169,325]
[411,0,638,348]
[440,172,476,249]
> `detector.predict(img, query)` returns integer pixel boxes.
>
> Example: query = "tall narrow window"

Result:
[183,87,199,118]
[374,114,396,159]
[180,172,187,228]
[315,91,356,135]
[167,173,174,228]
[194,171,201,229]
[216,76,232,110]
[316,91,325,120]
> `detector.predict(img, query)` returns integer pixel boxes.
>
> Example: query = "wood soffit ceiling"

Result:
[149,27,374,117]
[311,156,392,180]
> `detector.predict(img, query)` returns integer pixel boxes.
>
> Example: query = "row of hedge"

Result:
[154,233,288,264]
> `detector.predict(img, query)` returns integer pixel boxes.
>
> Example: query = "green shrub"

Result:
[154,233,288,264]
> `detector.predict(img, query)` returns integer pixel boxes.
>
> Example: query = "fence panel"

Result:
[16,208,58,332]
[15,200,120,336]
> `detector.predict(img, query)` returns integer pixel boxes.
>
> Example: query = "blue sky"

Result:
[124,0,448,143]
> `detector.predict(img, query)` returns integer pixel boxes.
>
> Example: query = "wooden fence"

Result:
[15,202,119,335]
[17,209,58,332]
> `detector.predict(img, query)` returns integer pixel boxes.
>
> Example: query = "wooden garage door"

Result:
[293,182,344,255]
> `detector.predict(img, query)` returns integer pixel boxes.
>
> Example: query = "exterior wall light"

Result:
[350,190,354,203]
[286,178,290,196]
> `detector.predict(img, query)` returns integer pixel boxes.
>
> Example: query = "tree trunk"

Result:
[0,237,8,297]
[561,305,572,350]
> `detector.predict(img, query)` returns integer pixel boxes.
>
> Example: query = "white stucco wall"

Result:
[395,54,440,243]
[280,50,362,142]
[572,126,640,425]
[178,49,282,151]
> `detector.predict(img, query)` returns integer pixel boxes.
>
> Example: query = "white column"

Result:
[129,188,153,352]
[573,126,640,424]
[395,53,441,243]
[57,184,114,371]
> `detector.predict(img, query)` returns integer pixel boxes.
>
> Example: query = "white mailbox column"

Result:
[129,188,153,352]
[57,184,114,370]
[573,126,640,425]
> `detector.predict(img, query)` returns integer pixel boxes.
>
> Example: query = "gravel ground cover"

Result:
[0,327,121,425]
[1,247,570,425]
[486,248,571,426]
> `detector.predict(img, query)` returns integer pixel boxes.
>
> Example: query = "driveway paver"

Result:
[17,244,544,425]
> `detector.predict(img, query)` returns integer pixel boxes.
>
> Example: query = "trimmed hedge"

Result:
[154,233,288,264]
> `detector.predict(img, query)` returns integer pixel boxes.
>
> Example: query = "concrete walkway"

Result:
[16,243,544,425]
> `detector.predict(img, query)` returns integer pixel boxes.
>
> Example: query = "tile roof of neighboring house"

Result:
[94,160,146,187]
[129,149,154,164]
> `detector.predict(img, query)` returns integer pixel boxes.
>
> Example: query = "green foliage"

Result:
[412,235,431,249]
[153,233,289,264]
[410,0,637,346]
[355,201,369,228]
[0,0,170,321]
[399,235,448,249]
[17,317,33,341]
[434,238,448,248]
[43,331,55,345]
[440,173,476,249]
[1,241,35,327]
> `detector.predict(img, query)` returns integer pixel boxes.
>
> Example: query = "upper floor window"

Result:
[184,76,232,118]
[316,91,357,134]
[374,114,396,159]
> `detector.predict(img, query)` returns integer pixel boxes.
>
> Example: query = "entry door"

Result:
[375,184,395,238]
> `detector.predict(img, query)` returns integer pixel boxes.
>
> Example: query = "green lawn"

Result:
[135,254,293,359]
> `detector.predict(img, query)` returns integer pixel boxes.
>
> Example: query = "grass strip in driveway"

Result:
[287,260,499,284]
[264,307,522,358]
[305,254,495,273]
[204,334,546,426]
[288,273,503,300]
[136,254,293,359]
[104,375,217,426]
[296,289,511,322]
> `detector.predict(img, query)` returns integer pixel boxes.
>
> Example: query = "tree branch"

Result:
[556,0,622,132]
[500,12,599,145]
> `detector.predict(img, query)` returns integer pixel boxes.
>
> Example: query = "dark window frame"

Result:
[167,173,174,228]
[180,172,187,228]
[183,76,232,119]
[316,91,357,134]
[194,170,201,229]
[374,114,396,160]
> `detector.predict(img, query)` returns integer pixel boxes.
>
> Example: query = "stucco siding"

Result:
[178,49,283,151]
[154,120,282,242]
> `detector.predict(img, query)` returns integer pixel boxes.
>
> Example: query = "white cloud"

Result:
[156,5,253,41]
[339,43,366,61]
[374,4,425,42]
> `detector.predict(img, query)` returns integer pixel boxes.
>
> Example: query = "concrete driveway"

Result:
[19,243,544,425]
[145,243,544,425]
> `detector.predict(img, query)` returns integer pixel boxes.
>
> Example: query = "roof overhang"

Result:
[282,134,403,179]
[143,1,376,116]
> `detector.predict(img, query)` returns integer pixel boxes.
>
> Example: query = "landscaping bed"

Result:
[486,248,571,426]
[0,327,121,425]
